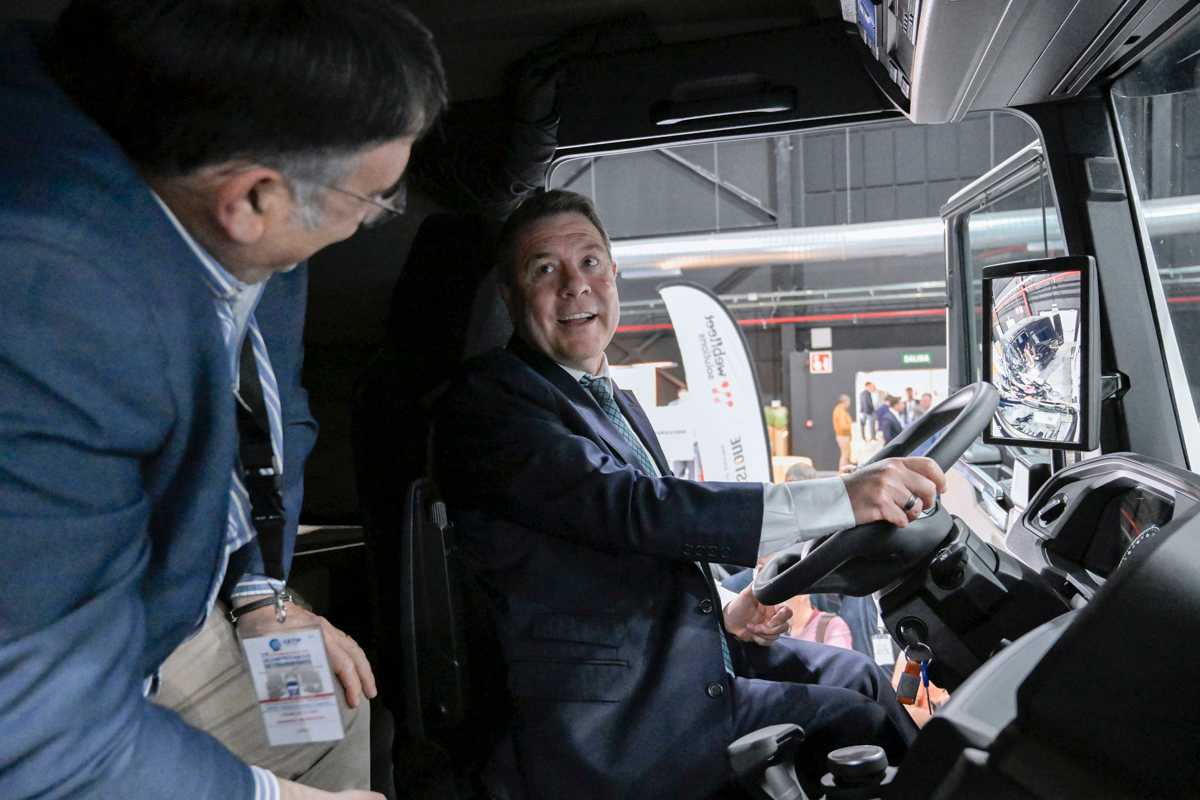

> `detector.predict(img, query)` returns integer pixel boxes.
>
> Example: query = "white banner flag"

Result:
[658,283,771,483]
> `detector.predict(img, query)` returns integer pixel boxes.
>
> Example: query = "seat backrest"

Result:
[353,213,509,525]
[352,213,512,797]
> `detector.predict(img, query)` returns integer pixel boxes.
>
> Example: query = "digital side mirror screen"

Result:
[982,256,1100,451]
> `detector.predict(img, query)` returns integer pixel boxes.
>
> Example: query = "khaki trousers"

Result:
[836,434,852,469]
[154,604,370,791]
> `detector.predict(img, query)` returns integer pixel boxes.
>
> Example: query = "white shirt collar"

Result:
[557,353,611,384]
[150,191,297,299]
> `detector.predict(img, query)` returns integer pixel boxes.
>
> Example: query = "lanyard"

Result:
[235,334,287,582]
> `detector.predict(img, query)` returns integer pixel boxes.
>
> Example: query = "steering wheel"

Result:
[753,382,999,603]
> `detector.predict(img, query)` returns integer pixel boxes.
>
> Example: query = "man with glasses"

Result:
[313,179,410,225]
[0,2,444,799]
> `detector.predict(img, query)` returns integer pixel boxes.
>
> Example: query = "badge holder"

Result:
[232,338,344,746]
[871,623,896,667]
[238,603,346,747]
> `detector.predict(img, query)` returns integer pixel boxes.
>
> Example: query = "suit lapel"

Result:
[507,338,650,471]
[614,388,670,476]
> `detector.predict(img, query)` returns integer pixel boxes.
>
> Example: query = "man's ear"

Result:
[211,166,292,245]
[610,259,619,279]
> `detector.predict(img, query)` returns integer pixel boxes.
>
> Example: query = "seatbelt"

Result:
[235,335,287,582]
[815,612,832,644]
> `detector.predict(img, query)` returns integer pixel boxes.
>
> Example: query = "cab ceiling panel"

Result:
[854,0,1200,124]
[556,21,896,153]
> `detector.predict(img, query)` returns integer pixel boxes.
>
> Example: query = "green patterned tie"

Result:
[581,374,734,678]
[580,375,659,476]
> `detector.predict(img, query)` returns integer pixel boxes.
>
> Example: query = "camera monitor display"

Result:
[982,256,1099,451]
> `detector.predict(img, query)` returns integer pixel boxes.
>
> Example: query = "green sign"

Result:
[902,352,932,365]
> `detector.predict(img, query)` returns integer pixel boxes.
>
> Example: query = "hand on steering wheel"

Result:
[843,457,947,528]
[754,383,999,603]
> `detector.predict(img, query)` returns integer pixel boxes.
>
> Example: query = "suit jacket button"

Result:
[697,598,714,614]
[706,682,726,699]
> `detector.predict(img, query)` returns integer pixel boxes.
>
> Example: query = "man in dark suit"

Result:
[0,3,445,799]
[879,396,907,444]
[435,191,944,797]
[859,381,877,440]
[902,387,918,425]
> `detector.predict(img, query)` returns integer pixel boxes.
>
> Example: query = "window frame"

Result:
[940,139,1062,393]
[1109,92,1200,468]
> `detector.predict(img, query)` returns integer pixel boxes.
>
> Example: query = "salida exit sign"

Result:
[902,352,932,365]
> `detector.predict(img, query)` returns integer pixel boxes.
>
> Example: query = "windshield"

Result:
[548,112,1041,475]
[1112,15,1200,447]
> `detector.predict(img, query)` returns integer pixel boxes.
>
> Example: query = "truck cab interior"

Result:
[10,1,1200,798]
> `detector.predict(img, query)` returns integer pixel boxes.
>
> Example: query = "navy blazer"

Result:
[435,338,766,798]
[878,408,904,443]
[0,26,317,799]
[858,388,875,416]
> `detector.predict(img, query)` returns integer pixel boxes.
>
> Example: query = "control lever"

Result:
[819,745,897,800]
[728,723,807,800]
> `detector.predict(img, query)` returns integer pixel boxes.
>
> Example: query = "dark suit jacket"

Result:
[878,408,904,443]
[435,338,766,798]
[0,25,317,799]
[858,388,875,416]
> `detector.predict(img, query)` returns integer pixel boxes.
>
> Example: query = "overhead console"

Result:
[852,0,1200,123]
[556,21,896,153]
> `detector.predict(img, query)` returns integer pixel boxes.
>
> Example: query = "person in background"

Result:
[917,392,934,420]
[902,387,917,425]
[833,393,854,470]
[784,461,819,482]
[858,380,877,440]
[788,594,854,650]
[879,396,906,443]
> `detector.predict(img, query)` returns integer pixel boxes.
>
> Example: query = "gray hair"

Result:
[262,149,363,229]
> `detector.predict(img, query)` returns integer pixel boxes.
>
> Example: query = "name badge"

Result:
[240,627,345,746]
[872,631,896,666]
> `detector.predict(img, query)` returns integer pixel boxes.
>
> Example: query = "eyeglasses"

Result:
[323,181,407,228]
[292,178,407,228]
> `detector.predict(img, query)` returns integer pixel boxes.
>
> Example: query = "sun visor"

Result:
[556,22,896,154]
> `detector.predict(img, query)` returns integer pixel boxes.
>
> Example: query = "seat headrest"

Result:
[385,212,511,373]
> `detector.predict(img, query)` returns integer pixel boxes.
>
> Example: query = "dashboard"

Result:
[892,450,1200,798]
[1005,453,1200,600]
